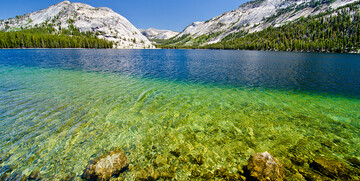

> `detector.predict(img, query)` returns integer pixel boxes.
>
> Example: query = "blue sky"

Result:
[0,0,249,32]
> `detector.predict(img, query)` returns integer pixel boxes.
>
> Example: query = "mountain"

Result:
[169,0,358,46]
[203,4,360,53]
[140,28,179,40]
[0,1,154,49]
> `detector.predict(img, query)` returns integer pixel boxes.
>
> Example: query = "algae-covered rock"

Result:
[214,167,243,180]
[27,171,40,180]
[82,148,129,181]
[0,165,13,180]
[310,156,352,180]
[5,171,26,181]
[135,169,151,180]
[135,166,175,180]
[169,149,181,157]
[188,154,205,165]
[300,170,332,181]
[61,172,76,181]
[0,154,11,165]
[190,167,202,178]
[153,155,168,167]
[345,157,360,168]
[135,166,168,181]
[247,151,285,181]
[290,156,307,166]
[214,167,228,178]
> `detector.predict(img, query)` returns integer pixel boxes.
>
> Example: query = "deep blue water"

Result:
[0,49,359,97]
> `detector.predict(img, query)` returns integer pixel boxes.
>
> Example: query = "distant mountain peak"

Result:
[140,28,179,40]
[0,1,154,49]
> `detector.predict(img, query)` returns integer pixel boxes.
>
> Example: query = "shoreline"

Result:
[1,47,359,54]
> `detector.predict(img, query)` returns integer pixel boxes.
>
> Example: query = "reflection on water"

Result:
[0,49,359,180]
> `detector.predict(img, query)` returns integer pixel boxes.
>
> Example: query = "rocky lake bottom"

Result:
[0,66,359,180]
[0,49,359,180]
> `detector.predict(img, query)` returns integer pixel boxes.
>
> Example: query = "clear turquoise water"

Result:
[0,49,359,180]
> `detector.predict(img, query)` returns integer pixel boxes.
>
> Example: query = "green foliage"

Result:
[0,25,113,49]
[222,30,248,41]
[66,18,75,24]
[186,32,223,46]
[204,8,360,53]
[4,24,10,31]
[158,3,360,53]
[155,32,223,48]
[155,34,192,47]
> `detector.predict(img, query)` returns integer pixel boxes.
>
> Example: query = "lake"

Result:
[0,49,359,180]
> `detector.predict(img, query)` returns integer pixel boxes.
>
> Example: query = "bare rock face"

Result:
[83,149,129,181]
[247,151,285,181]
[140,28,179,40]
[0,1,155,49]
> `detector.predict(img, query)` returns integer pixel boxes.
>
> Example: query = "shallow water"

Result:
[0,49,359,180]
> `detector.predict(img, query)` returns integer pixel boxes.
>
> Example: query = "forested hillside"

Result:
[170,0,358,46]
[0,24,113,49]
[204,7,360,53]
[159,2,360,53]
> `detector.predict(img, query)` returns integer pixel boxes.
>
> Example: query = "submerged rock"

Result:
[188,154,205,165]
[153,155,168,167]
[61,172,76,181]
[0,165,13,180]
[82,148,129,181]
[345,157,360,168]
[135,166,175,181]
[247,151,285,181]
[135,169,151,180]
[0,154,11,164]
[5,171,26,181]
[169,149,181,157]
[135,168,160,181]
[300,170,332,181]
[310,156,352,180]
[27,171,40,180]
[214,167,243,180]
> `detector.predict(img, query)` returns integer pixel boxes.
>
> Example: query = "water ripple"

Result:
[0,50,359,179]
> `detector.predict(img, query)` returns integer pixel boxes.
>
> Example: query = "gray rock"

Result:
[83,148,129,181]
[247,151,285,181]
[140,28,179,40]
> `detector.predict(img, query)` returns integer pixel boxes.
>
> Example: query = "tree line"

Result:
[158,3,360,53]
[204,8,360,53]
[0,25,113,49]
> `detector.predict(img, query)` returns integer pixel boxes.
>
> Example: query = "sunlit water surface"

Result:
[0,49,359,180]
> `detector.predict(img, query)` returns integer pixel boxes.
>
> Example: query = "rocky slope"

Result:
[140,28,179,39]
[0,1,154,49]
[173,0,358,45]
